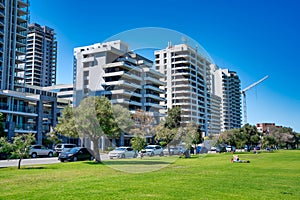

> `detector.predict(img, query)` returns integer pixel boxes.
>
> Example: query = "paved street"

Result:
[0,154,109,168]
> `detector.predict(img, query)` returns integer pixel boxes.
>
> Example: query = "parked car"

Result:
[163,146,184,155]
[108,147,138,159]
[58,147,94,162]
[29,145,54,158]
[210,146,217,151]
[226,145,236,152]
[0,152,9,160]
[216,146,227,153]
[140,145,164,157]
[226,145,232,152]
[54,143,77,155]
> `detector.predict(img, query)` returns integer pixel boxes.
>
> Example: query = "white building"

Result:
[73,40,165,147]
[210,93,222,134]
[213,68,241,131]
[155,43,212,135]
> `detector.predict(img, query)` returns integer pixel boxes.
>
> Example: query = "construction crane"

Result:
[241,75,269,125]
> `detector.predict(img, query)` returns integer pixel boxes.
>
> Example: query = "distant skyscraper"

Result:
[213,68,241,131]
[0,0,29,91]
[25,23,57,87]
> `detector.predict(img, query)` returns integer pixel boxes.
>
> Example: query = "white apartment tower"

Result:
[213,69,241,131]
[25,23,57,87]
[0,0,29,91]
[155,43,212,135]
[73,40,164,115]
[74,40,165,146]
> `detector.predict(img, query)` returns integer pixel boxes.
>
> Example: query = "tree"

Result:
[55,104,78,138]
[156,106,182,155]
[0,133,35,169]
[131,109,155,137]
[112,104,135,135]
[130,135,146,152]
[56,96,133,163]
[0,112,5,138]
[164,106,181,129]
[241,124,261,149]
[180,122,200,158]
[74,96,120,162]
[267,126,296,149]
[218,128,244,148]
[44,131,62,148]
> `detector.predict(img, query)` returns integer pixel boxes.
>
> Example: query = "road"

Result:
[0,154,109,168]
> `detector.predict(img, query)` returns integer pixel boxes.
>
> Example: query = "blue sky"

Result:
[30,0,300,132]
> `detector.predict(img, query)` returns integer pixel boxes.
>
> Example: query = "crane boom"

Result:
[242,75,269,125]
[242,75,269,93]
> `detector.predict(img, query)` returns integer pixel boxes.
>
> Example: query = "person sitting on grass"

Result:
[231,155,250,163]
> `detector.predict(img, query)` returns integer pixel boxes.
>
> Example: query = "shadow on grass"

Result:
[22,166,46,170]
[102,160,173,166]
[83,160,172,166]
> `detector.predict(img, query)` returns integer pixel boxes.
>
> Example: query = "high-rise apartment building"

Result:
[0,0,58,144]
[0,0,29,91]
[213,68,241,131]
[155,43,212,135]
[74,40,165,146]
[25,23,57,87]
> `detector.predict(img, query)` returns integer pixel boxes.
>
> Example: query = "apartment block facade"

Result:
[26,23,57,87]
[155,43,212,135]
[0,0,29,91]
[73,40,165,146]
[0,0,58,144]
[213,68,241,131]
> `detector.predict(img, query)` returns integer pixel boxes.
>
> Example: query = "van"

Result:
[54,143,77,155]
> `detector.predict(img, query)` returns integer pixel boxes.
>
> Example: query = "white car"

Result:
[108,147,138,159]
[163,146,185,155]
[140,145,164,157]
[29,145,54,158]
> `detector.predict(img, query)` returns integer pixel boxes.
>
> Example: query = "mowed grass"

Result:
[0,150,299,200]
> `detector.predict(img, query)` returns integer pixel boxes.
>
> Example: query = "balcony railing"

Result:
[15,123,36,131]
[0,103,37,114]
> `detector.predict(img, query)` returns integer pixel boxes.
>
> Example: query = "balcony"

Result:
[15,123,36,131]
[18,0,29,8]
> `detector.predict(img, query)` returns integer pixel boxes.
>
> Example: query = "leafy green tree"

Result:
[156,107,182,155]
[267,126,295,149]
[74,96,120,162]
[180,122,199,158]
[219,128,244,148]
[164,106,181,129]
[55,104,78,137]
[56,97,133,162]
[112,104,135,135]
[0,133,35,169]
[241,124,261,148]
[0,112,5,138]
[130,135,146,152]
[44,131,62,148]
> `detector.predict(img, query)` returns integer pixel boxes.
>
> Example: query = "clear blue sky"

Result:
[30,0,300,132]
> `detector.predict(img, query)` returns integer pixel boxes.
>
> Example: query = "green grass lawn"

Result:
[0,150,299,200]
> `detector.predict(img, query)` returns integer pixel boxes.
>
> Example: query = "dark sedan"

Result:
[58,147,94,162]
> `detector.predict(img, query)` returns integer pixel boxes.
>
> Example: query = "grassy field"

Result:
[0,150,299,200]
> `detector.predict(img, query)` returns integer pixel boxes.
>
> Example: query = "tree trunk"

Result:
[18,158,22,169]
[92,138,101,162]
[167,144,171,155]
